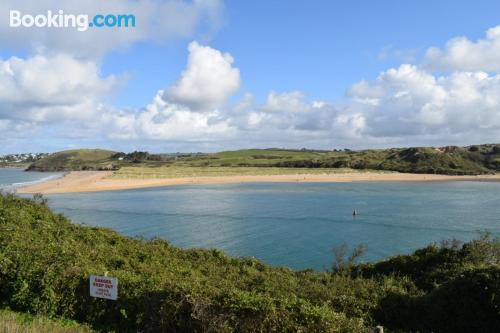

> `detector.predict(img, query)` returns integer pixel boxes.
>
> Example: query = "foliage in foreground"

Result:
[0,308,91,333]
[0,194,499,332]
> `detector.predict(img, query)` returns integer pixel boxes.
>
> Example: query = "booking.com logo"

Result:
[9,10,136,32]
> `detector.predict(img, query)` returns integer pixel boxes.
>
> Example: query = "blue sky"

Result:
[2,0,500,153]
[105,0,500,107]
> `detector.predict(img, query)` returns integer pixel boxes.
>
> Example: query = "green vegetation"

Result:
[26,149,118,172]
[0,308,91,332]
[110,166,377,179]
[1,194,499,332]
[26,144,500,175]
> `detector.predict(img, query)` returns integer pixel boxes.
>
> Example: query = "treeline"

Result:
[111,151,207,163]
[111,151,168,162]
[0,193,499,332]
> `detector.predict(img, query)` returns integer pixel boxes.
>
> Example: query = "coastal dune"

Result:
[17,171,500,194]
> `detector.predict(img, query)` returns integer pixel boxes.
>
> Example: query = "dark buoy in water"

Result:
[352,209,357,217]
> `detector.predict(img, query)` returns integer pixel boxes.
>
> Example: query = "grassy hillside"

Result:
[1,193,499,332]
[210,146,499,175]
[26,144,500,175]
[26,149,117,172]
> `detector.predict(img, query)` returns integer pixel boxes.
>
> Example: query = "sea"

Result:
[0,168,63,192]
[2,168,499,270]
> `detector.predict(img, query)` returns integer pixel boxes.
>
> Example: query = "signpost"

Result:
[90,275,118,300]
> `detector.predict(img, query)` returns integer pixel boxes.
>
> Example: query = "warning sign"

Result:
[90,275,118,300]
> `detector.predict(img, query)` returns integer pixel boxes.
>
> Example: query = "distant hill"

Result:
[202,144,500,175]
[210,145,500,175]
[26,144,500,175]
[26,149,118,171]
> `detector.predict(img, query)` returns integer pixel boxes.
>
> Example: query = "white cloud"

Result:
[100,41,240,142]
[332,113,367,140]
[263,91,311,113]
[137,91,236,141]
[100,86,346,148]
[104,91,237,142]
[347,64,500,142]
[155,43,500,150]
[254,91,338,132]
[6,25,500,153]
[0,53,117,122]
[424,26,500,72]
[0,0,223,58]
[166,41,241,109]
[0,119,36,136]
[0,41,241,148]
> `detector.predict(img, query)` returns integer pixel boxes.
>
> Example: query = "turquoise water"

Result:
[3,169,499,270]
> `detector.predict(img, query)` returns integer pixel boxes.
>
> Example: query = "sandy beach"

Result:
[16,171,500,194]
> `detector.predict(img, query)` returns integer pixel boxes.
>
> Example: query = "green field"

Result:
[1,193,499,332]
[25,144,500,176]
[110,166,384,179]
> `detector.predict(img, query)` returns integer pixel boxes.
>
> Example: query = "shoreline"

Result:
[16,170,500,194]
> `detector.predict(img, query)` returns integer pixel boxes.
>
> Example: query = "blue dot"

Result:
[89,22,93,27]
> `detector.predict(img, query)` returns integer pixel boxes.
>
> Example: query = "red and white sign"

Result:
[90,275,118,300]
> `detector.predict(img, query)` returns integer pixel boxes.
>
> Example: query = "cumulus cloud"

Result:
[166,41,241,109]
[100,89,344,147]
[347,64,500,143]
[0,53,117,122]
[104,91,236,142]
[249,91,338,133]
[6,24,500,153]
[99,32,500,148]
[102,42,241,142]
[263,91,312,113]
[424,26,500,72]
[0,0,223,58]
[337,25,500,146]
[0,41,241,148]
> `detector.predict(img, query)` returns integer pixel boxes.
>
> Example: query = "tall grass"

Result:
[109,166,381,179]
[0,309,91,333]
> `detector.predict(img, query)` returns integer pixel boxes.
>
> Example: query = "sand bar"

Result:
[15,171,500,194]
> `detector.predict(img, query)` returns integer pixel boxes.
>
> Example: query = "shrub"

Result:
[1,194,499,332]
[0,194,369,332]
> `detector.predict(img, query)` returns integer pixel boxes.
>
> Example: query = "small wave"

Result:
[12,173,65,188]
[1,173,65,192]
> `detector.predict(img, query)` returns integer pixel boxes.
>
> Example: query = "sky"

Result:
[2,0,500,154]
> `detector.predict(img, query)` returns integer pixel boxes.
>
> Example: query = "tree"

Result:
[332,243,367,274]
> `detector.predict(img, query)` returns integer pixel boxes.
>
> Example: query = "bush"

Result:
[0,194,369,332]
[1,193,499,332]
[375,267,500,332]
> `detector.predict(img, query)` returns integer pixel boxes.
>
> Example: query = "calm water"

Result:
[3,169,499,270]
[0,168,62,191]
